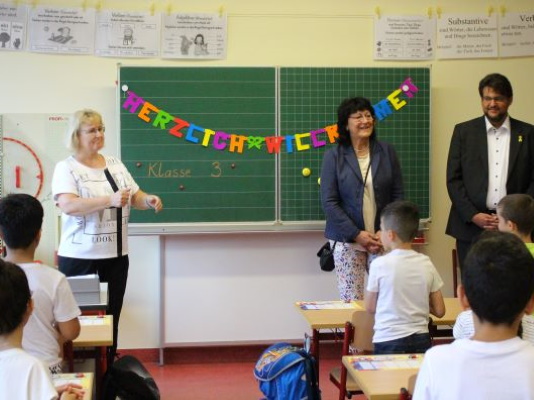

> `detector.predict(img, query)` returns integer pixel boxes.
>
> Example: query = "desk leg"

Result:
[94,346,109,400]
[312,329,320,385]
[63,341,74,372]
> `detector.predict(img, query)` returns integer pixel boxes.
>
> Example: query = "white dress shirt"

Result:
[485,116,510,210]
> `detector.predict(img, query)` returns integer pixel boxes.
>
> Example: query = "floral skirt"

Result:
[331,241,372,301]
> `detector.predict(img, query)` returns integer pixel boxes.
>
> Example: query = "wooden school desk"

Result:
[295,301,364,378]
[296,298,463,379]
[64,283,109,372]
[73,315,113,399]
[429,297,464,340]
[52,373,94,400]
[431,297,463,325]
[342,354,423,400]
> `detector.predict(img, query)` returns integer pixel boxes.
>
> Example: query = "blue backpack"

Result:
[254,342,321,400]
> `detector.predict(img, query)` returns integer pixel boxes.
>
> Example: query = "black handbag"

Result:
[317,241,337,272]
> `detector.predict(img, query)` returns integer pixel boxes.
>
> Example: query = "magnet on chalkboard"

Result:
[231,163,236,169]
[179,185,185,191]
[136,162,142,168]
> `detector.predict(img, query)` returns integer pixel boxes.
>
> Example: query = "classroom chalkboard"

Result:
[118,66,430,230]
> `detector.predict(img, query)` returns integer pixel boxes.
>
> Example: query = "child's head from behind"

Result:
[463,231,534,326]
[0,259,32,335]
[380,200,419,248]
[497,194,534,237]
[0,193,43,250]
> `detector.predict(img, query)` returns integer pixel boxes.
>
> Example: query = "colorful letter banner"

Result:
[122,77,419,154]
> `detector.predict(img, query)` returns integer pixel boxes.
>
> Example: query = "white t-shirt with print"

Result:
[52,155,140,259]
[20,262,81,368]
[0,348,58,400]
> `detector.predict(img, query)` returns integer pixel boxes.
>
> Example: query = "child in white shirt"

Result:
[0,194,80,373]
[0,259,83,399]
[365,200,445,354]
[453,193,534,341]
[414,231,534,400]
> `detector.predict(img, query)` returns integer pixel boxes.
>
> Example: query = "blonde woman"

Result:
[52,109,162,365]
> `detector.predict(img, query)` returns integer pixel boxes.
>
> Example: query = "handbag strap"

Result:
[104,168,122,257]
[362,146,372,186]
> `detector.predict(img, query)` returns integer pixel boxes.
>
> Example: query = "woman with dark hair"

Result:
[320,97,404,301]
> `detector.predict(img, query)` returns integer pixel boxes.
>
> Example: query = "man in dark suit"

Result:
[446,73,534,270]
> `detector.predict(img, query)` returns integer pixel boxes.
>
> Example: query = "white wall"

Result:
[162,231,335,346]
[2,0,534,349]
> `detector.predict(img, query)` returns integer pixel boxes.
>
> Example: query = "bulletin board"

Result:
[118,66,430,232]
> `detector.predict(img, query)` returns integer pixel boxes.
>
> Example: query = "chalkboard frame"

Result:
[118,66,431,234]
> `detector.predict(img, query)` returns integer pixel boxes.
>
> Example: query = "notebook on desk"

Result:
[297,301,359,310]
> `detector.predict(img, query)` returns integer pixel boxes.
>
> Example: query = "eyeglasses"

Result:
[349,113,374,122]
[80,125,105,135]
[482,96,507,103]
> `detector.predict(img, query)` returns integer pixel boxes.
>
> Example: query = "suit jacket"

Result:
[446,116,534,241]
[320,140,404,242]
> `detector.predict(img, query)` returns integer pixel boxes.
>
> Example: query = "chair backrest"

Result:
[333,310,375,400]
[408,373,417,394]
[452,248,459,297]
[399,374,417,400]
[351,310,375,353]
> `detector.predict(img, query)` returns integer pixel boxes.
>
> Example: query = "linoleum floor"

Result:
[144,357,365,400]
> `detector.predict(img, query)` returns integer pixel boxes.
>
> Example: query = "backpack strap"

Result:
[295,349,321,400]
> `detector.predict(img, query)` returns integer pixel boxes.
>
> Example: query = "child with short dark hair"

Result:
[365,200,445,354]
[497,193,534,255]
[454,193,534,341]
[414,231,534,399]
[0,259,82,399]
[0,194,80,373]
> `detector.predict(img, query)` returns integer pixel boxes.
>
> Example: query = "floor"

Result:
[143,355,364,400]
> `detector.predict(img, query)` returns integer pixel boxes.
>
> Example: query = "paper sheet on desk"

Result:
[79,316,108,326]
[352,355,423,370]
[298,301,358,310]
[53,377,84,385]
[67,274,99,279]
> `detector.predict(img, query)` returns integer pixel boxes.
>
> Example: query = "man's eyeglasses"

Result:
[482,96,507,103]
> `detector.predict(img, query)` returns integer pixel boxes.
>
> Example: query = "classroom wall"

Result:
[2,0,534,349]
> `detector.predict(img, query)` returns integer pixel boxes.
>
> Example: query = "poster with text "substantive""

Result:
[437,13,498,59]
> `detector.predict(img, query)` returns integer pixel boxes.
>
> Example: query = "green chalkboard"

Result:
[279,67,430,221]
[118,66,430,229]
[119,67,277,224]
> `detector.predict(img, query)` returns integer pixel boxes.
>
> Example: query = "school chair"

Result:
[329,310,375,400]
[452,248,459,297]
